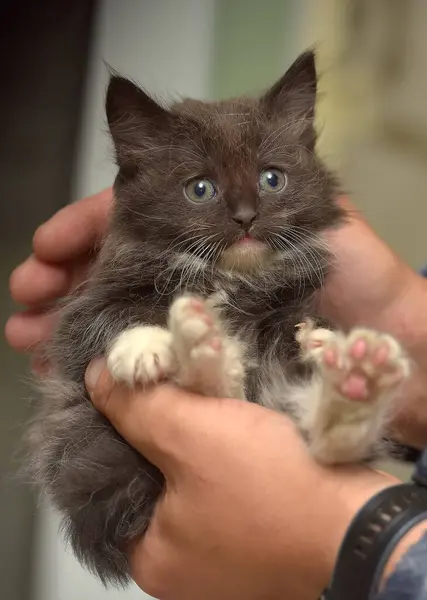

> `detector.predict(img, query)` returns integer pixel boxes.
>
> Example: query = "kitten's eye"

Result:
[259,168,287,193]
[184,178,217,203]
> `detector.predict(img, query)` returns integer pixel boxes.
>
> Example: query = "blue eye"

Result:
[259,168,287,193]
[184,178,217,203]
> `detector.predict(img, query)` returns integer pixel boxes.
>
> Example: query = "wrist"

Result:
[384,274,427,447]
[316,467,399,595]
[378,271,427,351]
[323,476,427,600]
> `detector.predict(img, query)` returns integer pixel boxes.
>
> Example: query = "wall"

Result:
[306,0,427,269]
[210,0,306,99]
[73,0,216,202]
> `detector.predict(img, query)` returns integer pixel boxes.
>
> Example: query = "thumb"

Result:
[85,358,191,480]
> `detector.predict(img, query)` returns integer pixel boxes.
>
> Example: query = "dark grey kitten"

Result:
[28,50,409,586]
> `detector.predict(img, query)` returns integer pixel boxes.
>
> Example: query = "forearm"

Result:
[322,227,427,449]
[382,274,427,448]
[325,473,427,600]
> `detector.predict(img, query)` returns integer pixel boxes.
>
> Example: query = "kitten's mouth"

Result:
[233,231,266,251]
[218,235,272,274]
[238,233,257,244]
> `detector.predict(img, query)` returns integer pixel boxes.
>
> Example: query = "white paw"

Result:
[297,320,410,402]
[107,326,175,386]
[168,295,222,361]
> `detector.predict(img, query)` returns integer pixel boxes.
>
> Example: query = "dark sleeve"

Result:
[375,533,427,600]
[375,448,427,599]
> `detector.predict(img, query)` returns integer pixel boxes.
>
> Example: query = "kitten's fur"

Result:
[28,50,410,586]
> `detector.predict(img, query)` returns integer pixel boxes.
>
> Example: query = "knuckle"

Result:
[9,266,24,299]
[86,363,114,414]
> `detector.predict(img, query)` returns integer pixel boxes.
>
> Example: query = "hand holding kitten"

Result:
[6,188,112,353]
[84,362,396,600]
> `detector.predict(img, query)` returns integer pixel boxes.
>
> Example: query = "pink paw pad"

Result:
[372,344,389,366]
[189,299,204,312]
[187,299,213,327]
[323,348,338,368]
[308,340,324,350]
[210,337,222,351]
[340,373,368,401]
[350,338,367,360]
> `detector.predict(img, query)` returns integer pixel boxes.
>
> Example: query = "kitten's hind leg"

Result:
[295,320,411,464]
[168,295,246,399]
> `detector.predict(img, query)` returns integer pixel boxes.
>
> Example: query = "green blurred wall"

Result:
[210,0,298,99]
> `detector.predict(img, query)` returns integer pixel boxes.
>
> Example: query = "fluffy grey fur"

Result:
[28,50,345,585]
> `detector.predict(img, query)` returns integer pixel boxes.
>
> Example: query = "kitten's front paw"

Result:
[168,295,245,399]
[323,329,410,401]
[300,325,410,402]
[168,296,222,362]
[299,326,411,464]
[107,326,175,386]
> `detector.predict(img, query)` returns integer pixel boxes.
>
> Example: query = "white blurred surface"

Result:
[73,0,216,202]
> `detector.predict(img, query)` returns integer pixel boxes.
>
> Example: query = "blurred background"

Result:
[1,1,426,599]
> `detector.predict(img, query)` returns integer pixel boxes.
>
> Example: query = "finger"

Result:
[85,359,200,478]
[30,355,51,376]
[4,310,58,351]
[9,255,73,306]
[33,188,113,263]
[10,254,92,307]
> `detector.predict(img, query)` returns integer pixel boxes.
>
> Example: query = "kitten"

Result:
[28,50,410,586]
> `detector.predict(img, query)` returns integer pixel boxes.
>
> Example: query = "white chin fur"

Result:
[218,242,273,273]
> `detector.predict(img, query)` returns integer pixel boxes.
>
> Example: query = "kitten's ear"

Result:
[261,50,317,148]
[106,74,171,166]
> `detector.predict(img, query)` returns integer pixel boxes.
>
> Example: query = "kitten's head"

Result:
[106,50,342,276]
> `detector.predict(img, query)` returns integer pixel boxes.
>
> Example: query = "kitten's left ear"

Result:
[261,50,317,148]
[106,74,170,133]
[106,72,172,168]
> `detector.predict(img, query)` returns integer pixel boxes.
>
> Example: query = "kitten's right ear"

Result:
[106,74,171,165]
[261,50,317,149]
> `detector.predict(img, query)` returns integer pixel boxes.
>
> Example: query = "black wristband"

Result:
[324,482,427,600]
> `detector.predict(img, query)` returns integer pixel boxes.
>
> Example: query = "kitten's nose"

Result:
[231,207,257,230]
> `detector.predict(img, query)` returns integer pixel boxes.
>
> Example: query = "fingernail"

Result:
[85,358,106,394]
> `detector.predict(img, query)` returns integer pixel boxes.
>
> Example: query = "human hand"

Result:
[5,188,112,354]
[320,197,426,333]
[84,362,395,600]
